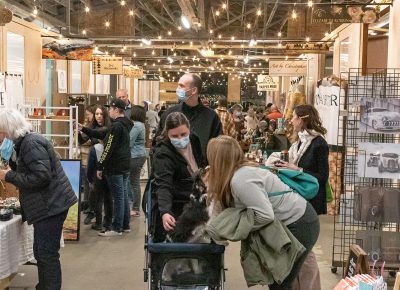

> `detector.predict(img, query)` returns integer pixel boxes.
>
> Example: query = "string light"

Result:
[151,50,155,55]
[246,23,251,29]
[178,26,182,30]
[306,37,310,42]
[129,10,134,16]
[105,21,110,28]
[33,7,38,16]
[218,34,222,39]
[308,0,313,7]
[292,10,297,19]
[82,29,86,35]
[257,9,262,16]
[85,6,90,13]
[278,32,282,37]
[168,31,172,36]
[133,52,136,57]
[209,29,213,34]
[121,0,126,6]
[158,35,162,40]
[215,10,220,16]
[228,50,232,55]
[222,3,227,9]
[278,43,282,48]
[285,56,289,60]
[231,36,235,40]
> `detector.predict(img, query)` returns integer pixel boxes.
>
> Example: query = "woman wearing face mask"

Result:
[274,104,329,290]
[152,112,205,241]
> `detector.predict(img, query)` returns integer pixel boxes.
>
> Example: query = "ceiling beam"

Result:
[240,1,246,28]
[214,7,257,32]
[265,0,279,30]
[138,0,174,27]
[262,0,268,37]
[160,0,179,26]
[198,0,206,28]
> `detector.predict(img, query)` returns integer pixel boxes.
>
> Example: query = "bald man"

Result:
[116,89,132,119]
[157,73,222,156]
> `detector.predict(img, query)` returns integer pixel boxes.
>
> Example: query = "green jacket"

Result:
[206,208,305,286]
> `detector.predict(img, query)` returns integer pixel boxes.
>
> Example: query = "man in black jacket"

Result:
[96,98,133,236]
[158,73,222,156]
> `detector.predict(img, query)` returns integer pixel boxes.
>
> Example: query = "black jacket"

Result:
[5,133,77,224]
[98,116,133,174]
[297,136,329,215]
[158,101,222,156]
[152,134,205,217]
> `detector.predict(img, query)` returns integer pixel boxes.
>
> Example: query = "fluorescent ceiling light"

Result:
[181,16,191,29]
[141,38,151,45]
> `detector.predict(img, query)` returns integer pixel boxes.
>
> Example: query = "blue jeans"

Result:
[129,156,147,211]
[33,210,68,290]
[106,173,130,232]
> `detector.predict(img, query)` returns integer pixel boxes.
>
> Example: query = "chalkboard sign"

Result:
[344,244,370,278]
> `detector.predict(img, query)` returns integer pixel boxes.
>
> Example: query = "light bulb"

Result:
[222,3,227,9]
[308,0,313,7]
[82,29,86,35]
[257,9,262,16]
[278,32,282,37]
[121,0,126,6]
[285,56,289,60]
[152,50,155,55]
[33,7,38,15]
[168,31,172,35]
[262,50,266,55]
[306,37,310,42]
[190,41,193,47]
[228,50,232,55]
[218,34,222,39]
[231,36,235,40]
[247,23,251,29]
[215,10,220,16]
[105,21,110,27]
[325,32,329,37]
[158,35,162,39]
[129,10,134,16]
[178,26,182,30]
[133,52,136,57]
[209,29,213,34]
[278,43,282,48]
[292,10,297,19]
[85,6,90,13]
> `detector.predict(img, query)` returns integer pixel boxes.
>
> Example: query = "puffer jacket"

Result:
[5,132,77,224]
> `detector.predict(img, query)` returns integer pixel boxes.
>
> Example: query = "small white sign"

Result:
[57,70,67,93]
[269,60,307,76]
[257,75,278,91]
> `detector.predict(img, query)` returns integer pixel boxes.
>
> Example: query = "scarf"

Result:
[289,130,321,165]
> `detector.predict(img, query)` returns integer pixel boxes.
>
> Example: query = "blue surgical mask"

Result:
[0,138,14,161]
[176,88,188,102]
[170,135,190,149]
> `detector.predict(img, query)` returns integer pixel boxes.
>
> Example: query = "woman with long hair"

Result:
[274,104,329,290]
[152,112,205,241]
[206,135,320,290]
[128,105,147,217]
[0,109,77,290]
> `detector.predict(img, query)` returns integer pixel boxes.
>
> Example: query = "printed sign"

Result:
[92,57,123,75]
[57,70,67,93]
[269,61,307,76]
[285,43,331,54]
[257,75,278,91]
[123,66,144,78]
[312,6,378,24]
[314,84,341,145]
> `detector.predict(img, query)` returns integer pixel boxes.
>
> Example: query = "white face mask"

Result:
[170,135,190,149]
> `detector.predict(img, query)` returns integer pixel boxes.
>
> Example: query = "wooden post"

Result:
[394,272,400,290]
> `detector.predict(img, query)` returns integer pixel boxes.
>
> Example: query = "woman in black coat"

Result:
[152,112,205,241]
[274,104,329,290]
[0,109,77,290]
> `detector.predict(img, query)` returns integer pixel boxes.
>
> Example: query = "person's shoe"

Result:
[123,228,131,233]
[98,230,122,237]
[91,224,103,231]
[130,210,140,217]
[84,213,94,225]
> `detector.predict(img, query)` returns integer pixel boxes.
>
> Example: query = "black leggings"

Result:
[269,202,320,290]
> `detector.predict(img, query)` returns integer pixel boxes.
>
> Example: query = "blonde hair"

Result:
[206,135,255,208]
[0,109,31,140]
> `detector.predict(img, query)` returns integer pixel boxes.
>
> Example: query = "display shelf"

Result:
[21,105,79,159]
[331,68,400,277]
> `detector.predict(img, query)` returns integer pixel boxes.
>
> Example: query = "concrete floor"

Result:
[9,215,341,290]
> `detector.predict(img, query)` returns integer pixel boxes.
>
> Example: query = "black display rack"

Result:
[331,68,400,277]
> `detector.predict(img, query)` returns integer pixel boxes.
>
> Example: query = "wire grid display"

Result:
[331,68,400,275]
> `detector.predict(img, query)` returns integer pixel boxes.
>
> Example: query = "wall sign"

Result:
[57,70,67,93]
[314,83,341,145]
[257,75,278,91]
[269,61,307,76]
[312,6,378,24]
[92,57,123,75]
[285,43,331,54]
[123,66,144,78]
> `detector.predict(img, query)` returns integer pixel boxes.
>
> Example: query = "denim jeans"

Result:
[129,156,147,211]
[106,173,130,232]
[33,210,68,290]
[94,178,113,228]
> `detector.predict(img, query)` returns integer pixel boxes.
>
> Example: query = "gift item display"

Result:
[334,274,387,290]
[0,197,21,221]
[331,69,400,278]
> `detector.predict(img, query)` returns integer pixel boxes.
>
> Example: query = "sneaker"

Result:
[84,213,95,225]
[130,210,140,217]
[98,230,122,237]
[123,228,131,233]
[91,224,103,231]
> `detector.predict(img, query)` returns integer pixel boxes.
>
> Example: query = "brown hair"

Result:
[130,105,146,123]
[207,135,256,208]
[218,96,228,108]
[159,112,190,141]
[294,104,327,136]
[191,74,203,94]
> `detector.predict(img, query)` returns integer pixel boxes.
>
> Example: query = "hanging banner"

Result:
[314,83,341,146]
[285,43,331,54]
[57,70,67,93]
[269,60,307,76]
[123,66,144,78]
[42,38,93,60]
[92,57,123,75]
[257,75,278,91]
[312,6,378,24]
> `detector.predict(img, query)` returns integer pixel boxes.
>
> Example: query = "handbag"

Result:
[261,166,319,200]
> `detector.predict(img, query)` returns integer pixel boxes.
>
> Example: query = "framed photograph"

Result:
[248,143,260,153]
[358,142,400,179]
[359,97,400,134]
[60,159,81,241]
[354,186,400,223]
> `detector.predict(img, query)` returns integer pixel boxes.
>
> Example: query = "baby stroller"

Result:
[143,180,226,290]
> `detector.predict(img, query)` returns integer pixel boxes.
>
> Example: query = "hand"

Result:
[0,168,11,180]
[96,170,103,180]
[275,161,301,171]
[162,213,176,231]
[77,123,83,131]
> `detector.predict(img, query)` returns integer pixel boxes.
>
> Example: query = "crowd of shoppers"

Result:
[0,72,331,290]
